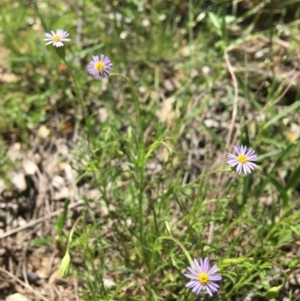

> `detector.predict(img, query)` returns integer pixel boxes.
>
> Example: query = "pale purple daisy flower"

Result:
[184,258,222,296]
[44,30,70,47]
[227,145,258,174]
[87,54,113,79]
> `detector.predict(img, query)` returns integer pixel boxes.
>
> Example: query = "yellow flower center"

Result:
[53,34,61,42]
[198,272,209,284]
[95,61,105,71]
[237,154,248,164]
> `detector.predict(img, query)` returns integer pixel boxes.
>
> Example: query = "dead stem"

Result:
[0,267,49,301]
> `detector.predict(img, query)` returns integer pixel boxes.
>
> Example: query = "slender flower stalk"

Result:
[63,59,87,118]
[226,145,258,174]
[184,258,222,296]
[44,29,70,47]
[87,54,113,78]
[109,73,141,129]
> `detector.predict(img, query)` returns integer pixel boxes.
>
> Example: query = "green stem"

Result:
[63,58,97,154]
[220,256,289,297]
[66,216,82,252]
[109,73,141,134]
[64,59,87,119]
[203,168,232,178]
[109,72,145,245]
[266,258,289,283]
[159,235,194,267]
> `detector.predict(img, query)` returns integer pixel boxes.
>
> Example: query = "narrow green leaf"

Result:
[262,101,300,130]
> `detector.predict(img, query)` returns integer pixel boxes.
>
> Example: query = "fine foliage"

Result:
[1,1,300,301]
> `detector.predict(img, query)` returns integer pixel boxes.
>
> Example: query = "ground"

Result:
[1,1,300,300]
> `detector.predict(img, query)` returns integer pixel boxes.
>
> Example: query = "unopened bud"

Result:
[59,251,71,278]
[165,221,171,235]
[265,284,282,299]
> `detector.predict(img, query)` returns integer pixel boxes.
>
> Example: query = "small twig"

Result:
[225,48,239,150]
[215,48,239,189]
[211,48,240,241]
[0,200,84,239]
[269,71,299,106]
[182,147,193,185]
[74,279,79,301]
[0,267,49,301]
[47,251,57,279]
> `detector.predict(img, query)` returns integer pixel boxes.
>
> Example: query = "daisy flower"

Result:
[87,54,113,79]
[44,29,70,47]
[227,145,258,174]
[184,257,222,296]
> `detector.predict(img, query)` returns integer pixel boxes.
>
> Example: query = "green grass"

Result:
[1,0,300,300]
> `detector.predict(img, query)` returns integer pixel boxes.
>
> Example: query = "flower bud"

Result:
[265,284,282,299]
[165,221,171,235]
[59,251,71,278]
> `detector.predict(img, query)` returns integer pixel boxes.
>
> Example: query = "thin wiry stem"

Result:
[64,58,87,119]
[216,48,239,189]
[159,235,194,268]
[0,267,49,301]
[225,48,239,150]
